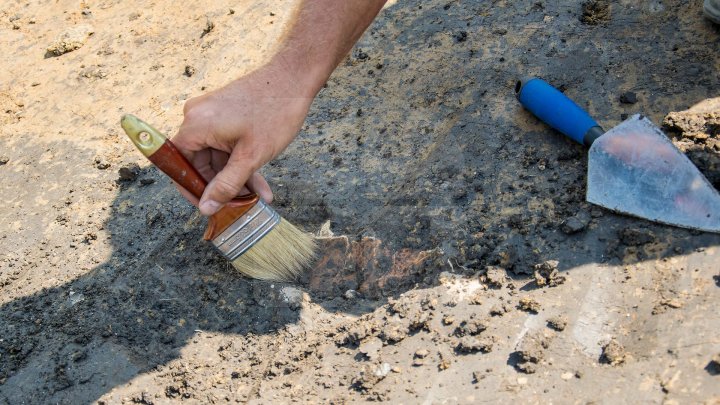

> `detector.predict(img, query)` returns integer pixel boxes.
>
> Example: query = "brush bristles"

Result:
[230,218,317,281]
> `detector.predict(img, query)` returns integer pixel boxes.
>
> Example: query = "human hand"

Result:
[171,66,315,216]
[171,0,387,216]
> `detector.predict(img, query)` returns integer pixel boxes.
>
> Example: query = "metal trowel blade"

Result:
[586,114,720,233]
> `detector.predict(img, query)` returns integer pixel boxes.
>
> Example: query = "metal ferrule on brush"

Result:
[212,200,280,261]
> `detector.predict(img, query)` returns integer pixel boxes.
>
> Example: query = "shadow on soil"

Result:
[2,0,720,403]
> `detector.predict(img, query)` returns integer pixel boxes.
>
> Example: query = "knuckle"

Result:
[183,102,215,123]
[248,142,275,171]
[228,147,260,172]
[258,141,276,158]
[211,176,241,199]
[182,97,201,114]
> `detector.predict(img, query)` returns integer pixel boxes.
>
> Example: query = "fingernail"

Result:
[199,199,221,216]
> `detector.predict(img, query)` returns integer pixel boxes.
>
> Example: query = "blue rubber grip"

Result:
[516,78,599,145]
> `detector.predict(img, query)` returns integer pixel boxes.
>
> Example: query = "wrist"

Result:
[266,46,334,99]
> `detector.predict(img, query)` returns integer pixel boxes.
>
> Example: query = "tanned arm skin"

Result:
[172,0,388,215]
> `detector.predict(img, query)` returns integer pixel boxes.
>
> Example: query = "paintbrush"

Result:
[120,114,316,281]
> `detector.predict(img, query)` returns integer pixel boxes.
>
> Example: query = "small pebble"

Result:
[95,157,110,170]
[560,216,588,234]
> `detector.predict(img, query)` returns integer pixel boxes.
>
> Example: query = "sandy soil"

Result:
[1,0,719,403]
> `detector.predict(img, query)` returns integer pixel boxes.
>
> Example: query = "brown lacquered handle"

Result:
[148,140,208,199]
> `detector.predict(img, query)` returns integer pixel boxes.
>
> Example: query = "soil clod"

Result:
[547,315,568,331]
[707,354,720,375]
[652,297,684,314]
[619,227,656,246]
[454,319,488,337]
[118,163,140,182]
[533,260,566,287]
[619,91,638,104]
[46,24,94,57]
[489,304,510,317]
[663,100,720,189]
[359,337,383,361]
[580,0,610,25]
[560,212,590,234]
[344,289,360,300]
[456,336,494,354]
[514,331,554,374]
[518,297,541,313]
[200,19,215,38]
[94,157,110,170]
[352,363,391,391]
[601,339,627,365]
[280,286,304,310]
[483,266,506,289]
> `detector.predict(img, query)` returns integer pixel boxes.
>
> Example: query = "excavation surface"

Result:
[1,0,719,403]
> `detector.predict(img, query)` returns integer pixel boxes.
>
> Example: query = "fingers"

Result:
[246,173,274,203]
[171,111,214,160]
[172,155,272,211]
[190,149,217,182]
[210,149,229,175]
[199,148,258,216]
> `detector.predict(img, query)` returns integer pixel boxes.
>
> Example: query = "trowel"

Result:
[515,77,720,233]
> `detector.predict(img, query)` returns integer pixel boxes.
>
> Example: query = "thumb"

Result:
[198,149,257,216]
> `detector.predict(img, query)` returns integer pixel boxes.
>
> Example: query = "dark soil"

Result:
[581,0,611,25]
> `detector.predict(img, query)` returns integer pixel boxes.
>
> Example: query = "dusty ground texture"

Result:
[1,0,720,403]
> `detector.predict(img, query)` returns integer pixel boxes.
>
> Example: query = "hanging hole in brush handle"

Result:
[122,114,209,199]
[138,131,152,143]
[515,77,605,147]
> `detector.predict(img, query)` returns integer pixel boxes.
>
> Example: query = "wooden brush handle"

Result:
[147,139,260,241]
[147,140,208,199]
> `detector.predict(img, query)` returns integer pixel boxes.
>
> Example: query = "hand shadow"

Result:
[0,165,305,404]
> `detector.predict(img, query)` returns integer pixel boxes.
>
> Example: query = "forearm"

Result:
[172,0,387,213]
[268,0,388,97]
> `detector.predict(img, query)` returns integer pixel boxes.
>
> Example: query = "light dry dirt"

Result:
[1,0,719,404]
